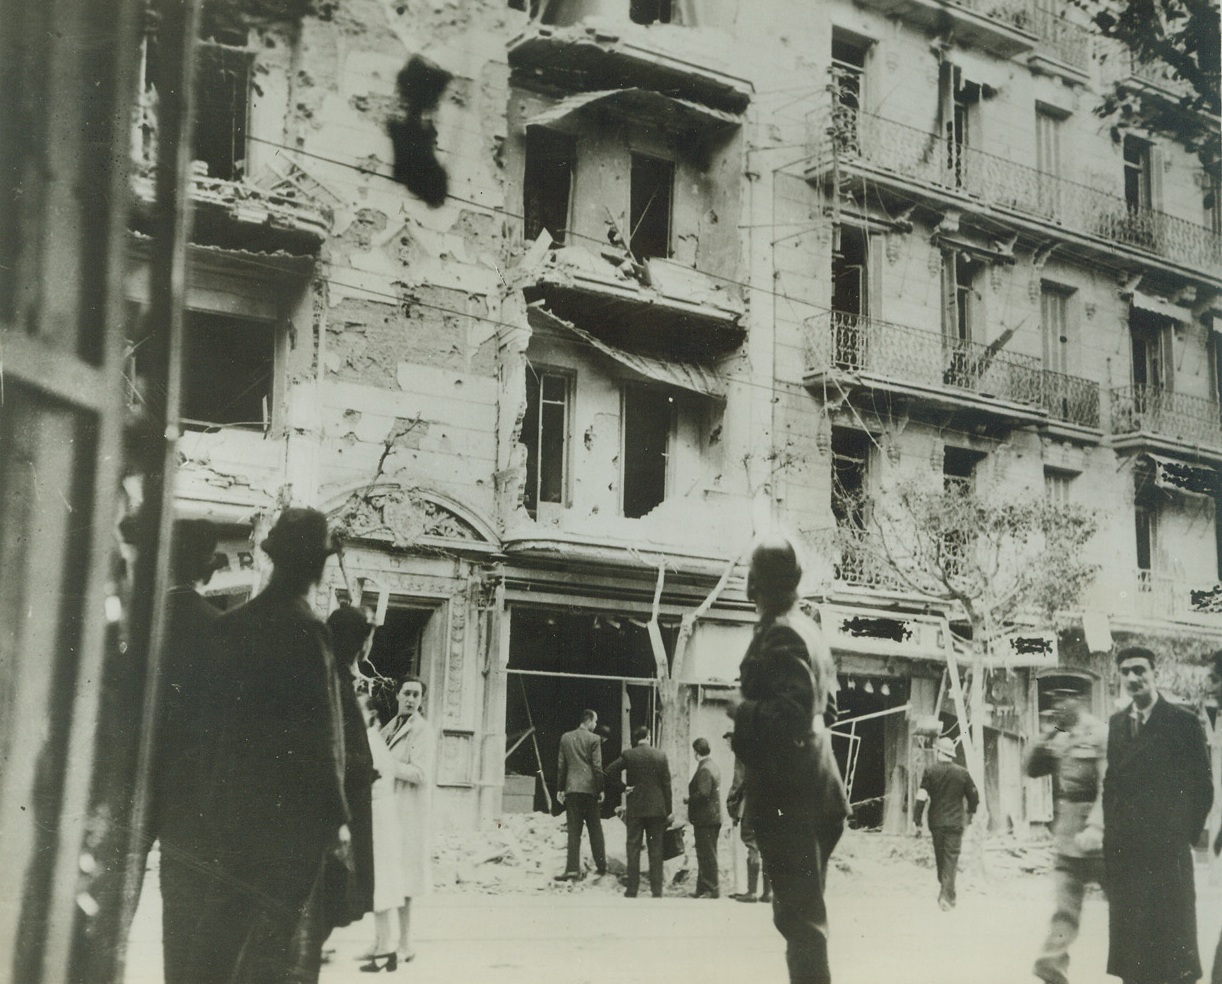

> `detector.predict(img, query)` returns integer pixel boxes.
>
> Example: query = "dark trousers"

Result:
[755,813,843,984]
[694,824,721,896]
[1034,855,1105,984]
[564,792,606,874]
[930,827,964,907]
[625,816,666,897]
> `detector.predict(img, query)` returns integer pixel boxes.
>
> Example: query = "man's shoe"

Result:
[759,892,771,903]
[689,891,706,898]
[623,890,637,898]
[938,897,953,911]
[554,871,581,881]
[730,892,758,903]
[595,868,607,876]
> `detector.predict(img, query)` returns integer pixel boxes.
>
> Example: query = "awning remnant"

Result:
[1140,452,1220,496]
[526,303,726,400]
[527,88,740,136]
[1127,290,1193,324]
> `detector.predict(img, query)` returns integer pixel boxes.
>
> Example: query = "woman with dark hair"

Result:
[323,605,377,930]
[370,673,435,967]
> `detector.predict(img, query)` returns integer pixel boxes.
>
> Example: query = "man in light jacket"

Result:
[555,709,606,880]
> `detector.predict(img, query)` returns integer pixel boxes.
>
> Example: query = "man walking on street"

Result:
[1027,696,1107,984]
[606,726,673,899]
[686,737,722,899]
[555,709,606,881]
[914,736,977,911]
[1104,645,1212,984]
[729,536,849,984]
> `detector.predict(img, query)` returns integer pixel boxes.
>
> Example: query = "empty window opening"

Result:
[622,387,673,518]
[943,445,983,492]
[629,153,674,261]
[629,0,673,24]
[1129,309,1172,395]
[831,427,871,529]
[522,366,571,517]
[162,312,275,430]
[1123,136,1152,212]
[832,226,869,318]
[942,67,980,186]
[832,36,867,114]
[942,253,979,387]
[1133,464,1159,576]
[523,127,575,245]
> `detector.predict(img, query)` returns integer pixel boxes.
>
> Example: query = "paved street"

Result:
[123,852,1222,984]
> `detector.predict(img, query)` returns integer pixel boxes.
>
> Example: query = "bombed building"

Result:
[125,0,1222,835]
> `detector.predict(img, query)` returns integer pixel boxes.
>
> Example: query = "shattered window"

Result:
[622,387,673,519]
[831,427,871,529]
[179,312,275,430]
[523,127,575,245]
[522,367,571,517]
[629,153,674,261]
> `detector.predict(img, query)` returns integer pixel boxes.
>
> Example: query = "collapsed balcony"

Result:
[1111,385,1222,458]
[807,109,1222,278]
[508,20,753,113]
[804,311,1057,426]
[522,244,745,353]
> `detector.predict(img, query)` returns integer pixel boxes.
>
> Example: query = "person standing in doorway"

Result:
[1104,645,1212,984]
[686,737,722,899]
[606,726,673,899]
[193,507,350,984]
[554,709,607,881]
[729,535,849,984]
[379,674,436,967]
[914,736,978,911]
[1027,696,1107,984]
[725,733,770,904]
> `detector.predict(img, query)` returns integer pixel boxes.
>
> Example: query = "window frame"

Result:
[521,364,574,518]
[620,384,676,519]
[628,152,676,262]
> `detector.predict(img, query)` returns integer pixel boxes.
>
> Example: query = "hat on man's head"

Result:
[261,507,337,563]
[934,737,956,759]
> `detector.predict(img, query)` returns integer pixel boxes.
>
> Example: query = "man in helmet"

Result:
[728,535,849,984]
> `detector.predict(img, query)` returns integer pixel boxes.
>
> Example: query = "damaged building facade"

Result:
[137,0,1222,833]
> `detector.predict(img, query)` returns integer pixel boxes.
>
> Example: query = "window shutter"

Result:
[1148,144,1165,211]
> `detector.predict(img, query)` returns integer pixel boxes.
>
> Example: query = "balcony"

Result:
[850,0,1037,57]
[808,109,1222,278]
[804,312,1050,424]
[1111,385,1222,457]
[824,527,910,594]
[1101,45,1194,102]
[1027,7,1091,75]
[1042,369,1101,430]
[1127,569,1222,626]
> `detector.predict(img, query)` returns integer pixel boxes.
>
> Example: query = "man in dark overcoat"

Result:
[686,737,723,898]
[605,726,673,898]
[730,536,849,984]
[191,508,351,984]
[1104,645,1212,984]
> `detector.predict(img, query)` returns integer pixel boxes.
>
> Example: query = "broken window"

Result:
[832,226,869,319]
[629,153,674,261]
[941,66,979,188]
[142,23,251,179]
[523,127,576,245]
[831,35,867,152]
[831,427,871,529]
[160,312,276,430]
[522,366,571,517]
[629,0,674,24]
[1129,309,1173,405]
[942,252,979,387]
[943,445,983,491]
[622,387,673,518]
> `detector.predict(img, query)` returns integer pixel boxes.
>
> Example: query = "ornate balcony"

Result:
[826,527,909,593]
[808,109,1222,277]
[1041,370,1100,430]
[804,312,1046,422]
[1111,385,1222,455]
[1028,7,1091,72]
[850,0,1037,57]
[1101,45,1194,101]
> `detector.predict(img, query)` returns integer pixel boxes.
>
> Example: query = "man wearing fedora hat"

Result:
[189,507,351,984]
[914,736,978,911]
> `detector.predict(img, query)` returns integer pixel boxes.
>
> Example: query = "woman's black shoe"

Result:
[359,953,398,973]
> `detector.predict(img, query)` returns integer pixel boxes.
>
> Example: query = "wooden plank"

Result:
[0,333,110,411]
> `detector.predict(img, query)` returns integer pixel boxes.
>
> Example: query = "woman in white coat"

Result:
[379,674,435,964]
[360,703,405,971]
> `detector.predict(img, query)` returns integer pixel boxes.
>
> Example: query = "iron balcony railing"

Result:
[1042,369,1101,428]
[1100,44,1193,97]
[815,109,1222,273]
[1029,6,1091,69]
[817,527,910,592]
[1132,569,1222,623]
[1111,385,1222,449]
[806,311,1056,413]
[945,0,1035,32]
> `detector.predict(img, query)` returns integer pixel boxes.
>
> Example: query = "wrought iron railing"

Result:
[1041,369,1100,428]
[1028,7,1091,68]
[946,0,1036,32]
[1131,569,1222,623]
[814,108,1222,272]
[805,311,1046,409]
[1100,44,1193,97]
[820,527,910,592]
[1111,385,1222,449]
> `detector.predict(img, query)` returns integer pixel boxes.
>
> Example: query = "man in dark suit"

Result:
[687,737,723,899]
[1104,645,1213,984]
[730,536,849,984]
[192,508,351,984]
[914,736,978,911]
[555,709,606,881]
[606,726,673,898]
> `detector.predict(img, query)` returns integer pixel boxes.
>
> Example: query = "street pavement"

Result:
[123,857,1222,984]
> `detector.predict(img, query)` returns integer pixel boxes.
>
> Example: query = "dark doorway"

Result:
[831,674,909,829]
[629,153,674,260]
